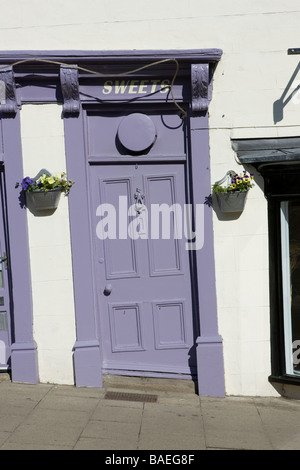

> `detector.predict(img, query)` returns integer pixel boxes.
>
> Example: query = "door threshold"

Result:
[102,374,197,394]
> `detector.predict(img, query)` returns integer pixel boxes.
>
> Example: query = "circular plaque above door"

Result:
[117,113,157,153]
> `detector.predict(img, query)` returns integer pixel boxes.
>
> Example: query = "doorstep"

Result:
[102,374,197,394]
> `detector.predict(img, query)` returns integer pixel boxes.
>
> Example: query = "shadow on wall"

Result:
[273,60,300,124]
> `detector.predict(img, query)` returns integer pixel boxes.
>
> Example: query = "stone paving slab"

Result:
[1,378,300,450]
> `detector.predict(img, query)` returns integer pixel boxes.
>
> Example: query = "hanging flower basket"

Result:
[25,187,63,211]
[212,170,254,213]
[17,169,74,213]
[216,190,248,213]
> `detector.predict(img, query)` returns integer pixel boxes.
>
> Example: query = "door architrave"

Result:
[0,49,224,395]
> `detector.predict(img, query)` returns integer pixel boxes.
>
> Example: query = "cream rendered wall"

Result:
[20,104,76,385]
[2,0,300,395]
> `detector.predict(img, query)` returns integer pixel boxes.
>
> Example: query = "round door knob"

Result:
[104,284,112,296]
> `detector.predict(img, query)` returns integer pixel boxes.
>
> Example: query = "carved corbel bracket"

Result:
[191,63,210,114]
[60,65,80,115]
[0,66,19,114]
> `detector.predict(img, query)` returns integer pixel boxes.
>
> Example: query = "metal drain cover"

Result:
[104,391,158,403]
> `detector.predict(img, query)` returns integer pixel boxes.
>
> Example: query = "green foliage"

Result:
[18,172,74,194]
[212,171,254,194]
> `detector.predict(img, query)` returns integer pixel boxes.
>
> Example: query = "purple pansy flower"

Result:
[21,177,34,191]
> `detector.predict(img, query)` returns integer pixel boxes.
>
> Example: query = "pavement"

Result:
[0,373,300,451]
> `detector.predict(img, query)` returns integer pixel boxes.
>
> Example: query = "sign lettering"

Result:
[102,79,170,95]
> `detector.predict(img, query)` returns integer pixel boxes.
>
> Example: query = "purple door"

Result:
[0,170,11,369]
[90,162,197,377]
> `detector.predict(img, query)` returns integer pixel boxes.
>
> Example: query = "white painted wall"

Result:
[20,104,76,385]
[3,0,300,395]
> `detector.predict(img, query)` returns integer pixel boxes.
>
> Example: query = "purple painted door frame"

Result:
[62,50,225,396]
[0,50,225,395]
[188,114,225,396]
[1,114,38,383]
[64,115,102,387]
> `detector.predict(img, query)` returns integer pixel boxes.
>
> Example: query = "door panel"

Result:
[90,163,196,376]
[100,176,139,279]
[145,173,182,276]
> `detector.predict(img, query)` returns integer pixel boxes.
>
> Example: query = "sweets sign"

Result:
[101,79,171,96]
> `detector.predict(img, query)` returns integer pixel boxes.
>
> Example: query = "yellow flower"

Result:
[231,184,236,189]
[48,177,55,184]
[38,174,46,183]
[236,179,242,184]
[243,177,249,183]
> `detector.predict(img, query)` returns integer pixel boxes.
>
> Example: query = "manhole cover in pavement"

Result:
[104,391,158,403]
